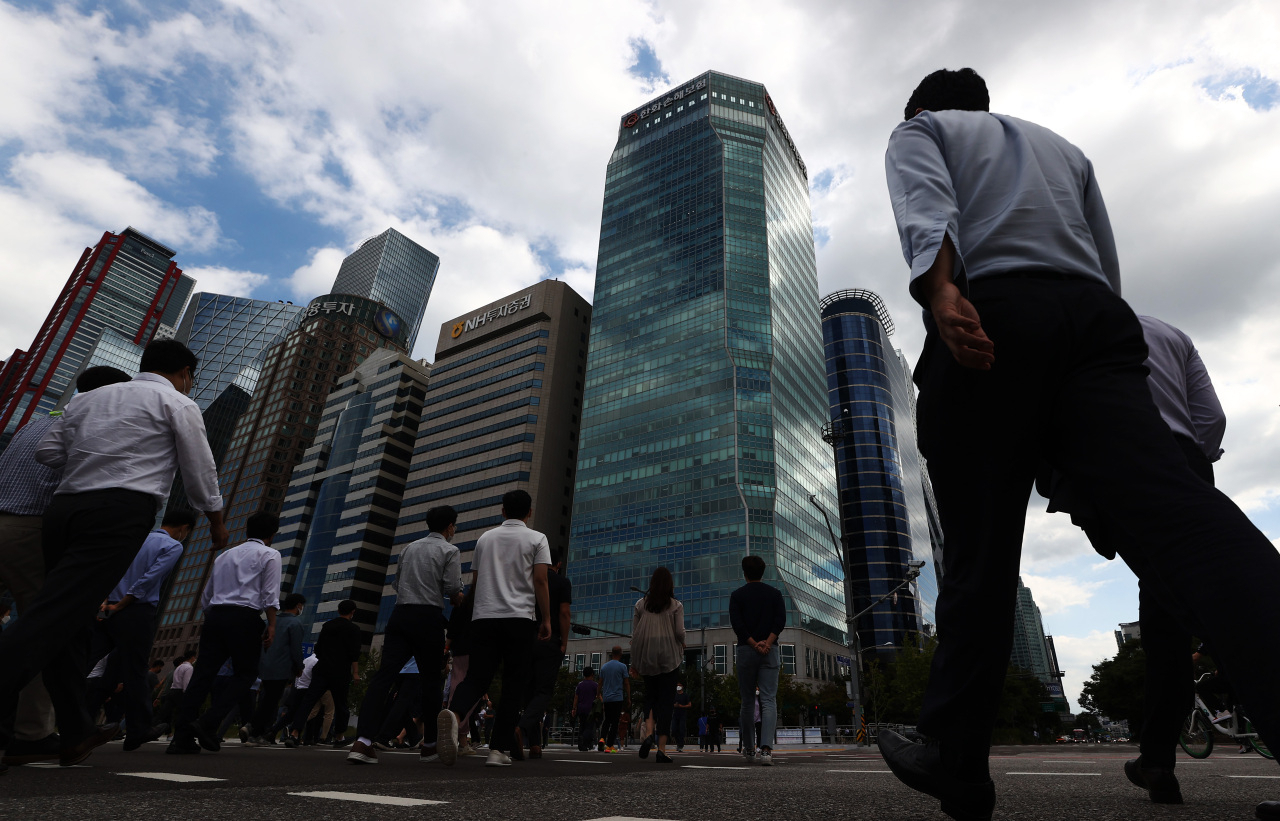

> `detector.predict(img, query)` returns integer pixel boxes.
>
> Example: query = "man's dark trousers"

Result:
[291,666,351,738]
[87,602,159,740]
[175,605,263,739]
[0,489,154,743]
[601,700,624,748]
[252,679,290,735]
[448,618,535,754]
[517,640,562,743]
[355,604,444,740]
[915,275,1280,780]
[1072,435,1211,770]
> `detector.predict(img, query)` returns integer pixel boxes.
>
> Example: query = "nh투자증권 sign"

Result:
[451,293,533,339]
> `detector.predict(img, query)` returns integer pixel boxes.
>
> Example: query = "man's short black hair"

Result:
[161,508,198,529]
[742,554,766,581]
[905,68,990,121]
[583,666,595,678]
[549,546,564,568]
[282,593,306,611]
[76,366,131,393]
[140,339,198,376]
[337,599,357,616]
[426,505,458,533]
[149,659,163,669]
[245,511,279,541]
[501,489,532,520]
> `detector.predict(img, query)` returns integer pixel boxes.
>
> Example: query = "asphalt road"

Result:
[1,740,1277,820]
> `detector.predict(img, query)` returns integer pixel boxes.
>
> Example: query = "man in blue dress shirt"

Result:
[86,508,194,751]
[876,68,1280,821]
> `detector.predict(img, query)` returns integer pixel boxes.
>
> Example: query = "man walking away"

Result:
[697,712,708,751]
[878,68,1280,821]
[88,508,194,751]
[246,593,305,746]
[287,600,362,748]
[672,684,692,752]
[572,668,600,752]
[0,366,131,769]
[348,506,461,765]
[435,490,551,768]
[597,646,630,752]
[155,652,196,731]
[516,547,571,759]
[705,707,722,753]
[729,555,785,766]
[168,512,280,754]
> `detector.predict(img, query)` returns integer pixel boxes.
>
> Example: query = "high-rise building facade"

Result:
[152,293,410,657]
[0,227,193,449]
[332,228,440,351]
[388,280,590,630]
[820,289,942,659]
[567,71,843,684]
[1011,576,1054,682]
[276,348,429,642]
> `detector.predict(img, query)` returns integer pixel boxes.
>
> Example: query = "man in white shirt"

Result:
[876,68,1280,821]
[349,504,462,765]
[436,490,551,768]
[0,339,225,768]
[168,512,280,755]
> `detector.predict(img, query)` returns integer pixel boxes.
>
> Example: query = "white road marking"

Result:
[117,772,226,783]
[289,791,447,806]
[25,763,89,769]
[1006,772,1101,776]
[1227,775,1280,779]
[552,759,613,764]
[682,765,749,770]
[579,817,682,821]
[826,769,892,773]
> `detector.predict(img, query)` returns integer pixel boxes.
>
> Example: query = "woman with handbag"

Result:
[630,566,686,764]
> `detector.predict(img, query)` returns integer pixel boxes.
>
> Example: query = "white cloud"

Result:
[1049,630,1123,711]
[183,266,269,298]
[287,247,348,302]
[1020,573,1111,617]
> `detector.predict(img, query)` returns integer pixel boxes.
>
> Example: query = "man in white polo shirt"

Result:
[436,490,550,768]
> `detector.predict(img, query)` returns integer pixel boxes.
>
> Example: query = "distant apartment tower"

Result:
[275,348,429,642]
[1011,576,1055,683]
[164,293,304,514]
[389,279,590,621]
[0,227,193,449]
[332,228,440,351]
[1116,621,1142,650]
[820,289,943,659]
[152,293,410,657]
[567,71,843,686]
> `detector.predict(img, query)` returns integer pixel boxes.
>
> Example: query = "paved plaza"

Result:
[1,742,1276,820]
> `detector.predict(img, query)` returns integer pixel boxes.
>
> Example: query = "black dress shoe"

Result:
[1123,757,1183,804]
[186,721,221,752]
[878,730,995,821]
[165,737,201,755]
[638,734,653,760]
[60,723,120,766]
[1257,801,1280,820]
[3,733,61,765]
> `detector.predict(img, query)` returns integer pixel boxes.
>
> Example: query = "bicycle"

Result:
[1180,673,1274,760]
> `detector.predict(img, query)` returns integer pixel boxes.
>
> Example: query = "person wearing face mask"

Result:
[0,339,226,769]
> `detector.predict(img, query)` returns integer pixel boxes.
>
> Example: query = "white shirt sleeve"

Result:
[169,401,224,512]
[1185,347,1226,461]
[259,551,282,612]
[33,416,69,469]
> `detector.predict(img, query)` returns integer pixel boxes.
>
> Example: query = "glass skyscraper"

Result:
[0,227,193,450]
[568,71,844,681]
[820,289,942,659]
[332,228,440,351]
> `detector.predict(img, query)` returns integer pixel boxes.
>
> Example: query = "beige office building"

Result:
[390,279,591,580]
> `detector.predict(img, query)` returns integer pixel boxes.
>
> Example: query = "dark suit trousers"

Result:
[252,679,291,734]
[448,618,535,754]
[176,605,263,737]
[914,276,1280,780]
[355,604,444,739]
[291,666,350,736]
[87,602,159,739]
[0,489,154,741]
[517,640,563,741]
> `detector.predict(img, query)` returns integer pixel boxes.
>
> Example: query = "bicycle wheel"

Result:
[1179,710,1214,759]
[1245,718,1275,760]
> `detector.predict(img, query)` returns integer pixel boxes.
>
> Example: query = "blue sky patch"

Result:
[1200,69,1280,111]
[627,37,669,88]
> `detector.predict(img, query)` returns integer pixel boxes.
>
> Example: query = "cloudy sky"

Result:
[2,0,1277,709]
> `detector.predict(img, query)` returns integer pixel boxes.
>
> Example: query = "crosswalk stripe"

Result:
[826,769,892,773]
[579,817,682,821]
[117,772,226,783]
[1227,775,1280,779]
[289,791,447,806]
[552,759,613,764]
[1006,772,1100,776]
[25,763,89,769]
[682,765,749,770]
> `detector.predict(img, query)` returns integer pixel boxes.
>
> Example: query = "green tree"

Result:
[774,672,812,725]
[883,634,936,723]
[862,658,889,726]
[1079,638,1147,739]
[347,646,382,722]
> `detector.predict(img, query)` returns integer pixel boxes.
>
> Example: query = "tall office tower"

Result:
[51,328,147,408]
[331,228,440,351]
[163,293,305,514]
[389,280,590,631]
[820,289,943,660]
[152,294,410,658]
[1042,635,1070,715]
[566,71,842,685]
[275,348,429,642]
[0,227,193,450]
[1011,576,1055,684]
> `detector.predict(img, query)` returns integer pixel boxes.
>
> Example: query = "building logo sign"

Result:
[373,308,401,339]
[305,300,355,317]
[622,78,708,128]
[764,94,807,179]
[452,294,533,339]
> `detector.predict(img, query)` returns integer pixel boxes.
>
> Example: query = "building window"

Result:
[575,654,585,672]
[780,644,796,676]
[713,644,727,675]
[590,652,602,670]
